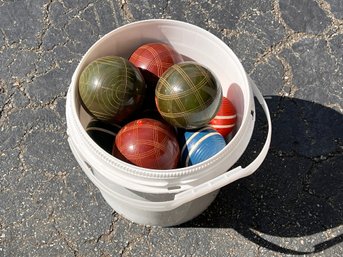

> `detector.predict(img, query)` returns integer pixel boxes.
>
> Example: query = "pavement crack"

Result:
[17,126,33,176]
[121,0,134,22]
[0,28,8,51]
[0,90,15,123]
[32,90,67,110]
[118,225,153,257]
[256,245,262,257]
[275,55,297,97]
[119,240,130,257]
[55,227,79,257]
[255,0,342,70]
[301,160,317,197]
[107,0,120,28]
[272,0,292,32]
[51,214,79,257]
[92,3,102,30]
[254,32,311,66]
[37,0,53,50]
[315,0,340,27]
[96,213,119,243]
[161,0,170,18]
[78,1,97,17]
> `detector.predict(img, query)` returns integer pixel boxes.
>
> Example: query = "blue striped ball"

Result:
[179,127,226,167]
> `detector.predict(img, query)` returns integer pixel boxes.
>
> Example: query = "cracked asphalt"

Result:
[0,0,342,256]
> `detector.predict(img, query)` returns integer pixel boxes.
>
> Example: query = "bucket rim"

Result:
[66,18,254,179]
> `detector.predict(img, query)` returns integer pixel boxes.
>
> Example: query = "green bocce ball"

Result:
[79,56,146,124]
[155,62,222,129]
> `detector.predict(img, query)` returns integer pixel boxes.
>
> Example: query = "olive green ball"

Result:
[79,56,146,124]
[155,62,222,129]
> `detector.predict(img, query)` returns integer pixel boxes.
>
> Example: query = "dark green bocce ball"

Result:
[155,62,222,129]
[79,56,146,124]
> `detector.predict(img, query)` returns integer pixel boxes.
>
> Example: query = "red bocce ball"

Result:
[115,118,180,169]
[209,96,237,137]
[129,42,183,85]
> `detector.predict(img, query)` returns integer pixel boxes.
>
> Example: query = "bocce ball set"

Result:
[66,19,272,226]
[79,44,234,169]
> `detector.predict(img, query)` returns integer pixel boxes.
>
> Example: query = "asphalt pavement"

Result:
[0,0,342,256]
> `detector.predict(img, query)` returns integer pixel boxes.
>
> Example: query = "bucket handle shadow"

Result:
[68,78,272,212]
[236,227,343,255]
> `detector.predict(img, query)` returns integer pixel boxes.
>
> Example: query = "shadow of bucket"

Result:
[180,96,343,254]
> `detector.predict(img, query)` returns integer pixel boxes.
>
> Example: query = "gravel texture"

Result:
[0,0,342,256]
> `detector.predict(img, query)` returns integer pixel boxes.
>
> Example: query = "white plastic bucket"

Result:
[66,19,272,227]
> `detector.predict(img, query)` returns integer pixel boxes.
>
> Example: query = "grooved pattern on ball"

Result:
[79,56,146,123]
[115,118,180,169]
[129,43,183,79]
[156,63,222,129]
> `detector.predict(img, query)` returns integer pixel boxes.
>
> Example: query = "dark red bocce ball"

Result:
[115,118,180,169]
[129,42,183,86]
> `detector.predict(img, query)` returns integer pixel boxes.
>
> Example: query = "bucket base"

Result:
[100,189,219,227]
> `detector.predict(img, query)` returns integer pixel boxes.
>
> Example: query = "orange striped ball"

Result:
[209,97,237,137]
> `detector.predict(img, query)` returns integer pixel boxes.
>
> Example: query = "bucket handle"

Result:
[70,79,271,212]
[173,77,271,203]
